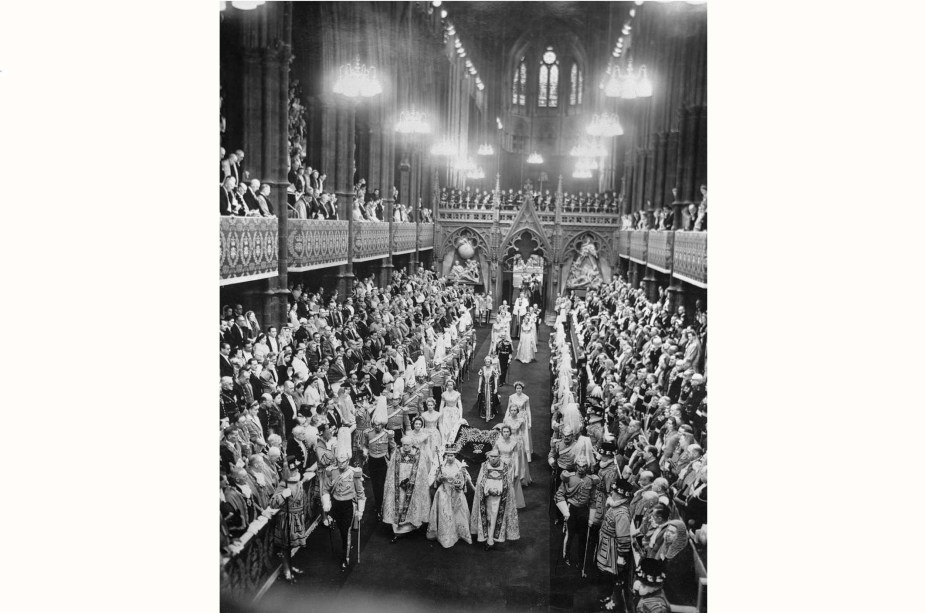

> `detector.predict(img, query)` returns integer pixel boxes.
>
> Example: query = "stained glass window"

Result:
[512,57,527,106]
[538,46,559,108]
[569,63,583,106]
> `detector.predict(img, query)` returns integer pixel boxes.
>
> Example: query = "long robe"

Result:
[470,460,520,543]
[426,459,472,548]
[493,435,529,507]
[474,366,500,421]
[506,393,533,458]
[381,442,433,534]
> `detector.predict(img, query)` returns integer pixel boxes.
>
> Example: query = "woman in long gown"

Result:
[438,380,466,445]
[492,424,528,508]
[506,382,533,459]
[382,416,434,542]
[515,314,537,363]
[418,398,444,457]
[426,445,474,548]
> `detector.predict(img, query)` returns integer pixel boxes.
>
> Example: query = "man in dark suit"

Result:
[227,316,250,350]
[306,340,324,372]
[327,347,348,385]
[279,381,299,437]
[327,303,343,328]
[245,179,262,212]
[220,177,237,215]
[220,343,235,378]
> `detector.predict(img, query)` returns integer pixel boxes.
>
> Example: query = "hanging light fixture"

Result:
[395,106,431,134]
[527,152,544,165]
[570,140,607,158]
[333,57,383,98]
[576,157,599,171]
[454,157,477,173]
[572,168,593,179]
[586,113,624,138]
[430,138,457,157]
[231,1,265,10]
[467,166,485,180]
[220,1,227,10]
[478,143,495,156]
[441,9,448,18]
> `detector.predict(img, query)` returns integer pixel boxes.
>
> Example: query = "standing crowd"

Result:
[547,278,707,612]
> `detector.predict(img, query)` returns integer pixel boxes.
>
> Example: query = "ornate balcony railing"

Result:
[646,230,675,273]
[629,231,648,263]
[672,231,707,286]
[220,216,279,286]
[616,230,707,287]
[438,208,494,223]
[286,219,350,272]
[419,224,434,250]
[560,212,620,226]
[618,231,633,257]
[392,222,418,255]
[352,221,391,262]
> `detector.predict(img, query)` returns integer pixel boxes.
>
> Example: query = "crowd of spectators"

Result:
[219,269,479,573]
[547,277,707,609]
[438,184,707,233]
[219,146,276,217]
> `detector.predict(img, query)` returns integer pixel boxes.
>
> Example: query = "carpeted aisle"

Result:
[258,321,555,613]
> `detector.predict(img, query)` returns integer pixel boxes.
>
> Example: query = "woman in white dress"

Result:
[515,313,537,363]
[506,382,533,459]
[438,380,467,445]
[418,398,444,457]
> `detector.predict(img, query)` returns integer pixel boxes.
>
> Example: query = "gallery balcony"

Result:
[220,217,435,284]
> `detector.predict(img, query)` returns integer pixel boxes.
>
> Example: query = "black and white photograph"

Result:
[219,2,706,611]
[5,1,922,612]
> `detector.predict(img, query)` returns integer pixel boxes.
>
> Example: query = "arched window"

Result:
[570,62,583,106]
[512,57,526,106]
[538,47,559,108]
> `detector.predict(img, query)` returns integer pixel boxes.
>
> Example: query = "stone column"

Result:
[336,101,356,298]
[653,132,668,209]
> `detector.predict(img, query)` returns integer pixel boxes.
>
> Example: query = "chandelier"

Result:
[467,167,485,180]
[527,152,544,165]
[576,157,599,171]
[430,138,457,157]
[395,107,431,134]
[570,140,608,158]
[226,1,266,10]
[586,112,624,138]
[572,168,593,179]
[477,143,495,156]
[454,157,477,173]
[332,58,383,98]
[604,61,653,100]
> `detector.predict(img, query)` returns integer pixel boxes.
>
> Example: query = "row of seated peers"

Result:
[220,146,276,217]
[439,187,622,213]
[219,270,479,579]
[547,278,707,612]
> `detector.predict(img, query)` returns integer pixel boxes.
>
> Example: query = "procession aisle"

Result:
[260,321,554,613]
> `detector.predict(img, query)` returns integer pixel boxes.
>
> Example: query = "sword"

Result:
[581,523,592,578]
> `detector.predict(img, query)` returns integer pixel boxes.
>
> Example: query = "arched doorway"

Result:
[499,229,550,317]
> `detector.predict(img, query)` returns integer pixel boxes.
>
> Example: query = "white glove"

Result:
[357,498,366,514]
[556,500,571,521]
[322,493,332,513]
[281,488,292,499]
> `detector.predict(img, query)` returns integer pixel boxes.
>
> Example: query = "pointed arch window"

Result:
[569,63,583,106]
[538,47,559,108]
[512,57,527,106]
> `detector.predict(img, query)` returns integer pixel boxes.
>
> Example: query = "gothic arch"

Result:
[501,228,550,270]
[442,226,491,259]
[562,230,611,263]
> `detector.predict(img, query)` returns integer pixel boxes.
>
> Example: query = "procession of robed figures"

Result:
[309,300,542,562]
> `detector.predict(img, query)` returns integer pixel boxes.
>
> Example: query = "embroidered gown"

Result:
[426,459,473,548]
[439,391,466,444]
[492,435,528,507]
[474,365,500,421]
[381,434,434,535]
[506,393,533,458]
[470,460,520,543]
[515,316,537,363]
[419,410,444,457]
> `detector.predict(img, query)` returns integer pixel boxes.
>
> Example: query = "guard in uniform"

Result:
[554,458,598,567]
[496,336,513,386]
[363,399,396,519]
[548,425,580,518]
[632,558,670,613]
[322,428,366,571]
[595,478,634,612]
[587,439,621,575]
